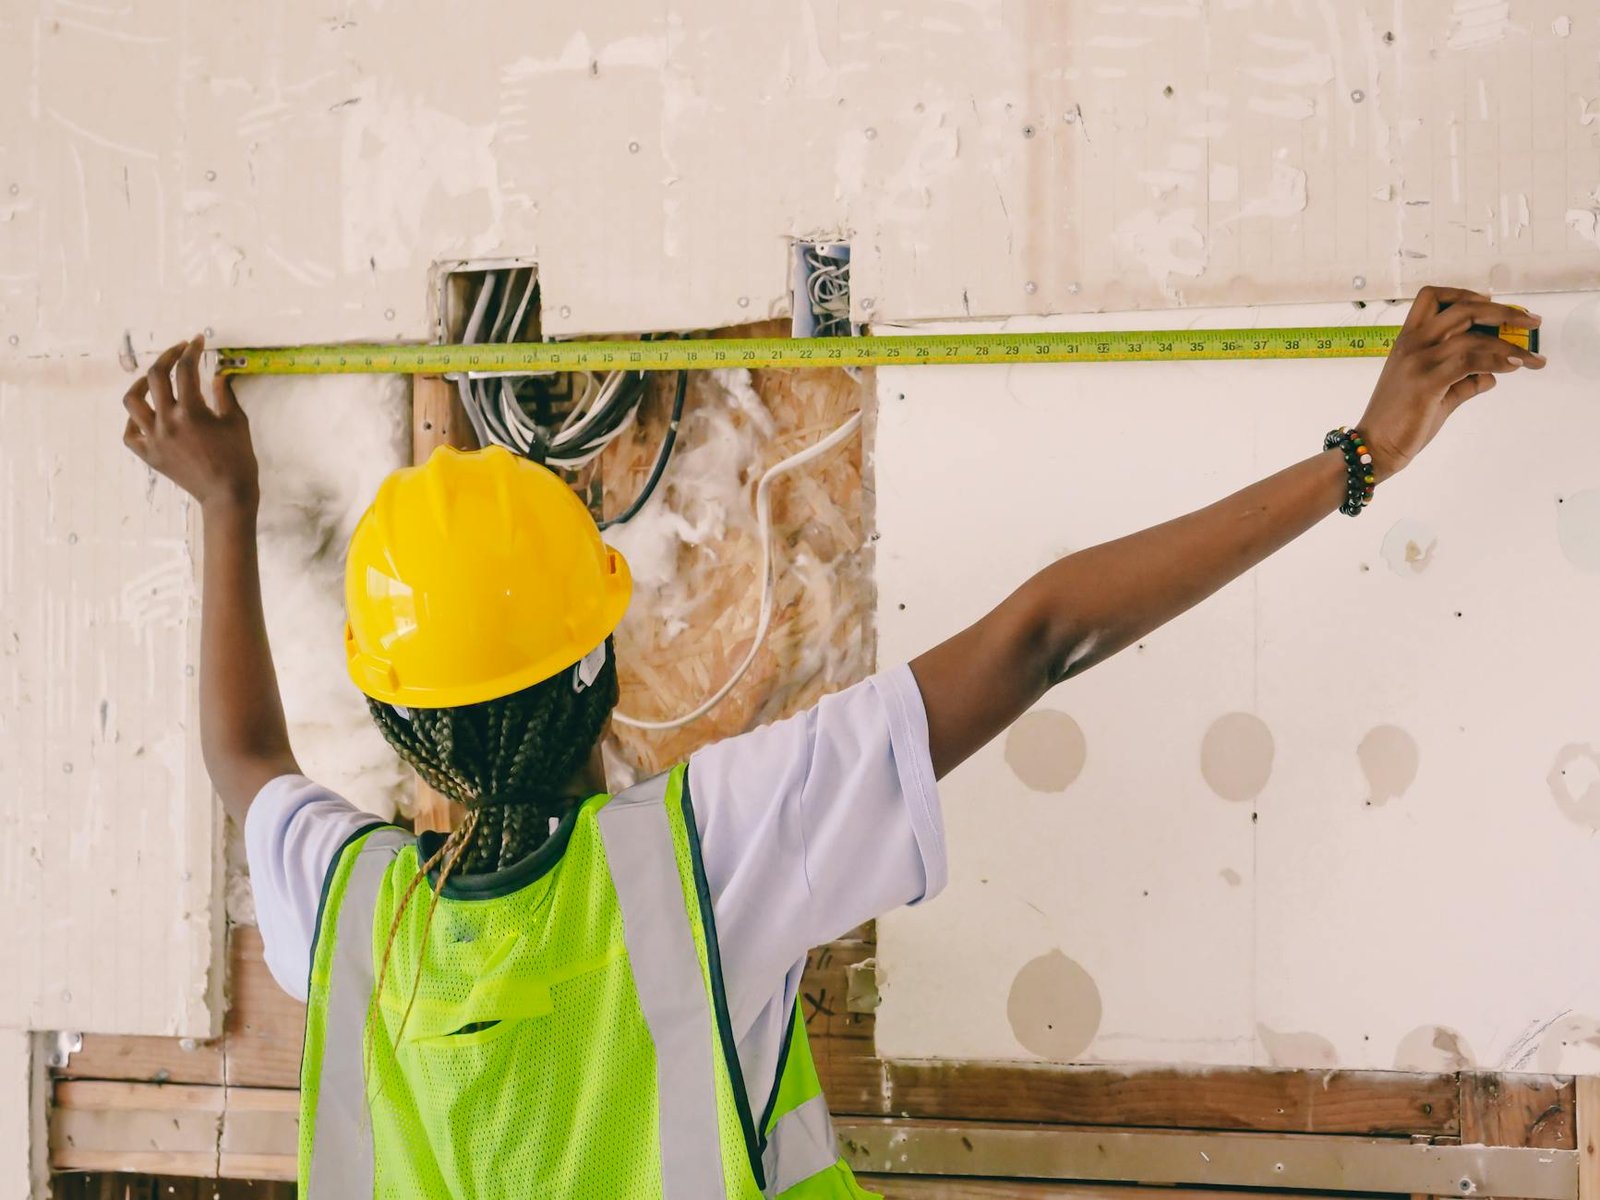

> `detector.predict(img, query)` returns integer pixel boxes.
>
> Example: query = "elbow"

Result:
[1015,584,1098,690]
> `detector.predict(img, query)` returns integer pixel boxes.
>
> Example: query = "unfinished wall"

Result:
[875,291,1600,1071]
[6,0,1600,1162]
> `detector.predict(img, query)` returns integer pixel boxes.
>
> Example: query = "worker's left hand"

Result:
[122,334,260,509]
[1357,285,1545,481]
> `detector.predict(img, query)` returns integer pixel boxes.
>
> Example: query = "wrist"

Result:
[201,482,260,521]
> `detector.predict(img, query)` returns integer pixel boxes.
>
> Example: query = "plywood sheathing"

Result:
[599,322,872,778]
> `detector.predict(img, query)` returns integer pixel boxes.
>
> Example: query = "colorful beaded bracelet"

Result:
[1323,427,1376,517]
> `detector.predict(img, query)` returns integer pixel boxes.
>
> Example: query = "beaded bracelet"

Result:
[1323,427,1376,517]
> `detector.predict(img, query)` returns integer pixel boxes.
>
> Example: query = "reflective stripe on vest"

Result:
[762,1094,839,1197]
[596,772,728,1199]
[305,826,412,1198]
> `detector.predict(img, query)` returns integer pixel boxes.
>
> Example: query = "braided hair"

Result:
[368,638,620,871]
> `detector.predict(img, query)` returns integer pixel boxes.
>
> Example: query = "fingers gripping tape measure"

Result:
[215,322,1537,376]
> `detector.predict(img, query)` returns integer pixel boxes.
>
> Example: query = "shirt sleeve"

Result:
[243,775,384,1001]
[687,662,945,1035]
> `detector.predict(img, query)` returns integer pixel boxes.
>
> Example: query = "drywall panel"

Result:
[0,1034,43,1200]
[875,291,1600,1071]
[0,361,218,1039]
[5,0,1600,360]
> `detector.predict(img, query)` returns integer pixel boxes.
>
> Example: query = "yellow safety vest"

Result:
[298,765,877,1198]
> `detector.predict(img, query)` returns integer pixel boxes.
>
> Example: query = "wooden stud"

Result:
[408,373,477,834]
[1576,1077,1600,1200]
[837,1119,1577,1199]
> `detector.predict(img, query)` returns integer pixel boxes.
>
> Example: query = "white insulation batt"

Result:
[875,294,1600,1072]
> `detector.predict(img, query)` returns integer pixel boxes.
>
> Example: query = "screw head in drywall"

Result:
[384,307,395,320]
[8,183,17,195]
[1458,1180,1474,1194]
[1023,124,1036,138]
[1351,89,1366,103]
[1024,280,1037,295]
[67,532,77,545]
[628,140,640,154]
[204,169,217,181]
[1068,281,1082,294]
[864,127,877,140]
[559,305,572,319]
[738,296,749,308]
[204,326,214,338]
[63,762,73,773]
[861,297,875,311]
[7,334,17,346]
[1352,274,1367,289]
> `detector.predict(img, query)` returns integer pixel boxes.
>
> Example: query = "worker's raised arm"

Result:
[122,336,299,824]
[910,286,1544,780]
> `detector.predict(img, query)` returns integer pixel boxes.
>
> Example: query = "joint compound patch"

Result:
[1395,1024,1475,1072]
[1200,712,1275,803]
[1358,725,1420,807]
[1548,744,1600,828]
[1556,489,1600,573]
[1004,709,1087,793]
[1380,519,1439,577]
[1257,1023,1338,1069]
[1007,950,1102,1062]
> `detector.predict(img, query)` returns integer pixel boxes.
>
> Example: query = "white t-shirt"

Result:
[244,663,944,1121]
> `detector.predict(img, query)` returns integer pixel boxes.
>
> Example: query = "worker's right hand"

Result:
[122,334,260,509]
[1356,285,1545,481]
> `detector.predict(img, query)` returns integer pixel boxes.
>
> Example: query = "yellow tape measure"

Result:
[216,321,1535,375]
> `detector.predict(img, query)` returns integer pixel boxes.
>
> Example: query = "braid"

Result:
[366,638,621,872]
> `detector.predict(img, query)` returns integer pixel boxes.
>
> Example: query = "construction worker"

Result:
[120,286,1541,1198]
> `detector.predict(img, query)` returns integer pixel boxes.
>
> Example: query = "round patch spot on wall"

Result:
[1556,488,1600,573]
[1548,744,1600,829]
[1561,296,1600,380]
[1007,950,1103,1062]
[1005,709,1087,793]
[1380,518,1438,577]
[1394,1024,1475,1071]
[1358,724,1419,806]
[1257,1023,1338,1069]
[1537,1014,1600,1073]
[1200,712,1275,803]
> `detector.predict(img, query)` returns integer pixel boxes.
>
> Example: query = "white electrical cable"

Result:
[611,409,864,731]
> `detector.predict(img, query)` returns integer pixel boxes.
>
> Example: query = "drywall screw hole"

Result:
[1351,89,1365,103]
[559,305,572,319]
[63,762,73,774]
[7,335,18,346]
[67,533,78,545]
[204,169,217,181]
[1162,85,1174,98]
[864,127,877,140]
[738,296,750,308]
[185,665,195,677]
[862,298,875,311]
[204,327,214,339]
[384,308,395,320]
[1459,1181,1473,1193]
[1023,124,1036,138]
[1024,281,1037,294]
[1063,110,1078,124]
[1383,30,1395,43]
[628,141,640,154]
[913,102,925,113]
[1353,275,1367,289]
[1068,281,1082,294]
[8,184,18,195]
[1274,1164,1284,1174]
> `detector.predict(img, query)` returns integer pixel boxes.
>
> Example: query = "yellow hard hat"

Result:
[344,444,632,708]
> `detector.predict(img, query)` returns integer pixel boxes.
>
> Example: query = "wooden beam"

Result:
[837,1119,1578,1199]
[1462,1073,1576,1150]
[409,372,476,835]
[863,1182,1394,1200]
[819,1055,1460,1136]
[1577,1077,1600,1200]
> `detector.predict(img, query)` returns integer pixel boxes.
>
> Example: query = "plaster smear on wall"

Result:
[876,294,1600,1071]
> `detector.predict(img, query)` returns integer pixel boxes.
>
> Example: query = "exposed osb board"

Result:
[0,361,218,1039]
[875,293,1600,1072]
[6,1,1600,361]
[601,322,872,777]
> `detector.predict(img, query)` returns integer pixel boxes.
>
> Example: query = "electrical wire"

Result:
[598,367,687,531]
[611,409,864,731]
